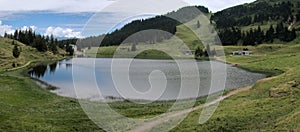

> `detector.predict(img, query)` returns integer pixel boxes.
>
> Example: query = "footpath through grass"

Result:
[170,43,300,131]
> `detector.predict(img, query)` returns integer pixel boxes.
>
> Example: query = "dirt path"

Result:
[130,85,253,132]
[7,61,32,71]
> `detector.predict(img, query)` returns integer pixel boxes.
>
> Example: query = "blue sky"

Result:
[0,0,255,38]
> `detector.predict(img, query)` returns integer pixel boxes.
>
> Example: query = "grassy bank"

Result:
[170,44,300,131]
[2,36,300,131]
[0,38,103,131]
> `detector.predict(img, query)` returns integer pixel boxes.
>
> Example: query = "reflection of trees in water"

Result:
[29,65,48,78]
[66,63,72,70]
[49,62,58,74]
[29,61,72,78]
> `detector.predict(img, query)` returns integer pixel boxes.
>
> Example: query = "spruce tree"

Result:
[12,43,21,58]
[194,47,203,59]
[49,35,58,54]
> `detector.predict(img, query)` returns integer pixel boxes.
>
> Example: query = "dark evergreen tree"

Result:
[66,45,74,56]
[49,35,58,54]
[194,47,203,59]
[276,22,285,41]
[265,25,275,43]
[12,43,21,58]
[4,32,7,38]
[33,35,48,52]
[13,30,19,40]
[255,26,264,44]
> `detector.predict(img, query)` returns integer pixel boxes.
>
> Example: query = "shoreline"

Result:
[213,56,284,77]
[26,57,267,103]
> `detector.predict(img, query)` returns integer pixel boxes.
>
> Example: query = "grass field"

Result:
[170,43,300,131]
[0,38,103,131]
[2,30,300,131]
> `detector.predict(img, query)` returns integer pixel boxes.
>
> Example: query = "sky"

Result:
[0,0,255,38]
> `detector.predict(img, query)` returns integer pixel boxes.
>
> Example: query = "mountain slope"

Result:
[77,6,209,49]
[0,37,65,71]
[212,0,299,29]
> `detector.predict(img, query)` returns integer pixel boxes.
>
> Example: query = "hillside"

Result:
[212,0,300,29]
[82,0,300,58]
[0,37,66,71]
[85,14,215,59]
[213,0,300,45]
[76,6,209,49]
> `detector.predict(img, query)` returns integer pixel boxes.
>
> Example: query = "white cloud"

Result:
[0,20,14,36]
[0,0,114,13]
[184,0,256,12]
[20,25,37,31]
[45,26,84,38]
[0,0,256,15]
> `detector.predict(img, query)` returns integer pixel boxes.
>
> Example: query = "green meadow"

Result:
[2,35,300,131]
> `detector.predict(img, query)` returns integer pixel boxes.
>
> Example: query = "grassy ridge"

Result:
[0,37,66,72]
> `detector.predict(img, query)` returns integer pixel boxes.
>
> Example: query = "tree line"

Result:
[212,1,296,29]
[218,22,297,46]
[4,29,75,55]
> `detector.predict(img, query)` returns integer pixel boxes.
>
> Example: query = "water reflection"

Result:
[29,64,48,78]
[29,59,266,101]
[49,62,57,74]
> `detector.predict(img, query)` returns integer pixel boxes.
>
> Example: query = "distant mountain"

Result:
[56,37,78,41]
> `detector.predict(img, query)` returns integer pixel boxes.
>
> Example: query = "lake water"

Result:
[29,58,265,101]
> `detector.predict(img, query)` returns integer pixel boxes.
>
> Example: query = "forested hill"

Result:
[77,0,300,49]
[214,0,300,45]
[77,6,209,49]
[212,0,299,28]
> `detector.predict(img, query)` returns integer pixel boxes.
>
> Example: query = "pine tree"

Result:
[66,45,74,56]
[14,30,19,40]
[4,32,7,38]
[12,43,21,58]
[34,35,48,52]
[49,35,58,54]
[276,22,285,41]
[194,47,203,59]
[256,26,264,44]
[266,25,275,43]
